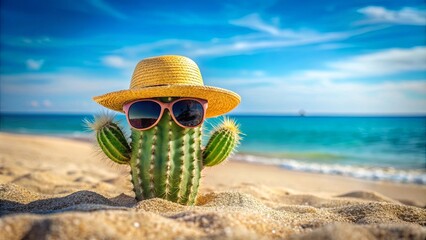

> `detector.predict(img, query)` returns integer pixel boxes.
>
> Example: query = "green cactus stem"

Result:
[87,102,241,205]
[128,109,203,205]
[203,117,241,167]
[86,114,131,164]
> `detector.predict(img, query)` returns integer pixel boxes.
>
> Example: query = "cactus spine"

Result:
[88,100,241,205]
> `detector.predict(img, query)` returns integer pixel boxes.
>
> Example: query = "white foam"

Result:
[231,154,426,184]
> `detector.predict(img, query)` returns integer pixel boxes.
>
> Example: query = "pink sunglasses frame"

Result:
[123,98,208,130]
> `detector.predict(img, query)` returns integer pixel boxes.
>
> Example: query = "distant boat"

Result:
[299,109,306,117]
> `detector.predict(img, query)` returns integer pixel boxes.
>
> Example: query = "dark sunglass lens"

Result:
[172,100,204,127]
[128,101,161,129]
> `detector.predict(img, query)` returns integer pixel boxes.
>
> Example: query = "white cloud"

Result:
[210,46,426,114]
[1,72,128,113]
[1,66,425,114]
[113,28,378,58]
[230,13,322,39]
[223,77,426,114]
[112,13,382,58]
[357,6,426,26]
[22,37,51,44]
[190,14,380,56]
[230,13,282,36]
[295,46,426,81]
[1,73,127,95]
[102,55,132,69]
[26,59,45,70]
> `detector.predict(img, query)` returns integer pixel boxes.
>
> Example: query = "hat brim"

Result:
[93,85,241,118]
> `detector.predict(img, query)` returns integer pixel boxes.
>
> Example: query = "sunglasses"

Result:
[123,98,208,130]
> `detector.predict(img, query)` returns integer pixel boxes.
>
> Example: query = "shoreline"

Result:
[233,153,426,185]
[1,132,425,206]
[203,159,426,207]
[1,131,425,185]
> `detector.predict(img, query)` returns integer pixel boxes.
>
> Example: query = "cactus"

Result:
[86,99,241,205]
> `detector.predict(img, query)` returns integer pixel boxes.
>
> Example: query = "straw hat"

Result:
[93,55,240,118]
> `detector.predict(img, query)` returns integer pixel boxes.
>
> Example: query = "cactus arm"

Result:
[202,117,241,167]
[86,114,131,164]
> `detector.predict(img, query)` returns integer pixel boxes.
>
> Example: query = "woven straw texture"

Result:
[93,55,240,118]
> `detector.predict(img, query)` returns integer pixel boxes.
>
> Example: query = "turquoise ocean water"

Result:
[1,114,425,184]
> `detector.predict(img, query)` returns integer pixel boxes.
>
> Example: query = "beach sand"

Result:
[0,133,425,239]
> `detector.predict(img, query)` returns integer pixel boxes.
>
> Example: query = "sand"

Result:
[0,133,425,239]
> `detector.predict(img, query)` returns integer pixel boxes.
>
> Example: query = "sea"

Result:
[1,113,425,184]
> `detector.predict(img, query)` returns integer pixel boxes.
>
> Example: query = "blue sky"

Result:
[0,0,425,114]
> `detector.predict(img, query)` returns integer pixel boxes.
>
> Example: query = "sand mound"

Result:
[1,184,425,240]
[337,191,397,203]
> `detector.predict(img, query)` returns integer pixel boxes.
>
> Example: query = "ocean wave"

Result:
[231,154,426,184]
